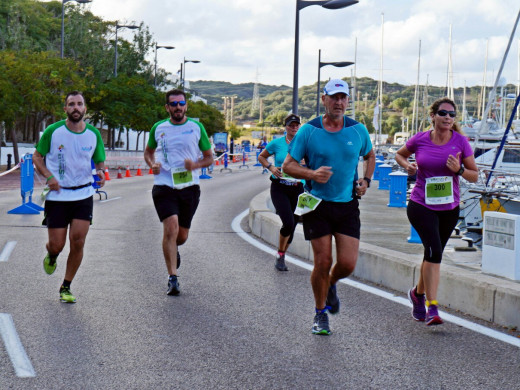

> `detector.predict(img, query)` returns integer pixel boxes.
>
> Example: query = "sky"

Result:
[85,0,520,93]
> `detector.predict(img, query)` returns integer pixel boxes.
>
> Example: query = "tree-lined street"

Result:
[1,169,519,389]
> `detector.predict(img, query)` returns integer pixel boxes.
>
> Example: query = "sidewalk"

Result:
[248,184,520,330]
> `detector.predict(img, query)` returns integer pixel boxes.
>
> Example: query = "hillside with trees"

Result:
[189,77,518,142]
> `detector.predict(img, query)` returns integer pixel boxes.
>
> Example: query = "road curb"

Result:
[249,189,520,329]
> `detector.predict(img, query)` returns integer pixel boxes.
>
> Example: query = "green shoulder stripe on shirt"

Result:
[147,118,169,149]
[86,124,106,163]
[36,120,66,156]
[188,118,212,152]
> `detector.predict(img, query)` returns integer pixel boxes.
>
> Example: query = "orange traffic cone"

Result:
[117,167,123,179]
[148,167,153,174]
[136,165,143,176]
[105,167,111,181]
[232,155,237,163]
[215,159,219,166]
[125,166,132,177]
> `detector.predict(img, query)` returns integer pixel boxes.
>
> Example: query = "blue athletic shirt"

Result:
[288,116,372,202]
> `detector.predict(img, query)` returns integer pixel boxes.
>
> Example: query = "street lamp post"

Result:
[61,0,92,59]
[292,0,358,115]
[114,22,139,77]
[154,43,175,88]
[182,57,201,90]
[316,49,353,117]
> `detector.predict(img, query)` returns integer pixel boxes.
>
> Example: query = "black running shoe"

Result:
[177,251,181,269]
[326,284,340,314]
[312,311,331,335]
[167,275,180,296]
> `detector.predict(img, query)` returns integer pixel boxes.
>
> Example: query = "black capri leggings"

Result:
[407,200,460,264]
[270,179,304,244]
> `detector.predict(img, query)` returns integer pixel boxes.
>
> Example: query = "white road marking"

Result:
[99,197,122,203]
[0,314,36,377]
[0,241,16,262]
[232,209,520,348]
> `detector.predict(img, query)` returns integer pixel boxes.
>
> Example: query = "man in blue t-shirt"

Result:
[283,79,375,335]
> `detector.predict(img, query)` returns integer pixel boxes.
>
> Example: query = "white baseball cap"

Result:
[323,79,350,96]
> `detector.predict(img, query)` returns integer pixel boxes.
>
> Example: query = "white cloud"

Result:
[86,0,520,90]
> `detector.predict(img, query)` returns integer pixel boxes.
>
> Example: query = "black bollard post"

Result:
[7,154,12,170]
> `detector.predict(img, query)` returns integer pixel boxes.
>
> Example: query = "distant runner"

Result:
[258,114,304,271]
[144,89,213,296]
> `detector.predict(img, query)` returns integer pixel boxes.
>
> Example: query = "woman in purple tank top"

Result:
[395,97,479,326]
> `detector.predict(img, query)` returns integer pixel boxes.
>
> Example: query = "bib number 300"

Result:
[425,176,454,205]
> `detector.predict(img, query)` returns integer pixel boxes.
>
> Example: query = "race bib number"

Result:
[280,171,299,183]
[295,193,322,216]
[425,176,454,205]
[39,187,50,205]
[171,167,194,189]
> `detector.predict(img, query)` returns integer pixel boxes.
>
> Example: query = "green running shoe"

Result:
[59,286,76,303]
[43,253,58,275]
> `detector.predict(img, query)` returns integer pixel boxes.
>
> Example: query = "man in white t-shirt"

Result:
[33,91,106,303]
[144,89,213,296]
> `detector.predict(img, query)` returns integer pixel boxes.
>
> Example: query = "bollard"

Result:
[254,150,262,167]
[388,171,408,208]
[220,152,232,173]
[378,164,392,190]
[7,154,12,170]
[7,153,43,214]
[407,225,422,244]
[373,158,384,181]
[239,150,249,169]
[199,167,212,179]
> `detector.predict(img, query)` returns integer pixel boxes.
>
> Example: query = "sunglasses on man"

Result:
[168,101,186,107]
[436,110,456,118]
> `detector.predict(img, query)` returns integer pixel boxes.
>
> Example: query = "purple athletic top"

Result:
[406,130,473,211]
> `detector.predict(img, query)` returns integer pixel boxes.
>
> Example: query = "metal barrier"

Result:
[7,154,44,214]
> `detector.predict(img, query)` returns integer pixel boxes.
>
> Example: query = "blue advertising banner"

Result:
[213,132,228,153]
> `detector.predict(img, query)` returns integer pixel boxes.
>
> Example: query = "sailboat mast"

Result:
[480,39,489,120]
[462,80,467,124]
[517,38,519,120]
[448,24,454,101]
[352,37,357,120]
[378,13,384,148]
[412,40,421,136]
[479,8,520,136]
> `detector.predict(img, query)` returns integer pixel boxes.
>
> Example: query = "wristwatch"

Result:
[266,163,272,170]
[363,177,371,187]
[456,166,465,176]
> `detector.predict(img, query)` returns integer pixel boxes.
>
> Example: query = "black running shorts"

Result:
[303,198,360,240]
[152,184,201,227]
[43,196,94,228]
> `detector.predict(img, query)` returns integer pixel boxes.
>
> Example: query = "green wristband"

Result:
[46,175,54,182]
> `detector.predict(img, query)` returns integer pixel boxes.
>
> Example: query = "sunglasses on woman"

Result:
[436,110,456,118]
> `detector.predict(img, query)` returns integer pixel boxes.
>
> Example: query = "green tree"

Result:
[391,97,410,111]
[187,100,225,137]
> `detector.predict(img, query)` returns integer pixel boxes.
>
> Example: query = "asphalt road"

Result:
[1,167,520,389]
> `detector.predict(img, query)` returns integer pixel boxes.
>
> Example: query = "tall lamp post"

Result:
[61,0,92,59]
[154,43,175,87]
[114,22,139,77]
[292,0,358,115]
[316,49,353,117]
[182,57,201,90]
